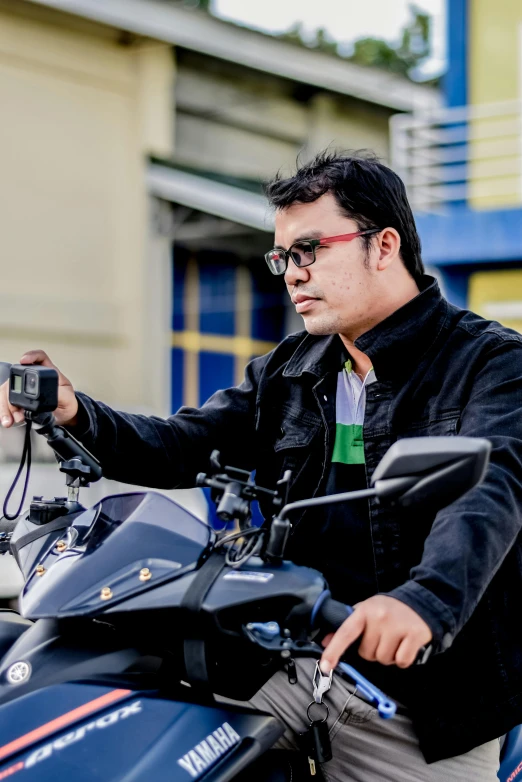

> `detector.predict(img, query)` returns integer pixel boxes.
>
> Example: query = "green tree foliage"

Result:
[350,5,430,77]
[279,5,434,83]
[176,0,435,83]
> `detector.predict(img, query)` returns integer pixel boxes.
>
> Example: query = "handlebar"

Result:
[311,591,434,666]
[311,591,354,634]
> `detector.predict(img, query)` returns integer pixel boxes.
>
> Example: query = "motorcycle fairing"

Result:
[19,493,212,619]
[499,725,522,781]
[0,682,283,782]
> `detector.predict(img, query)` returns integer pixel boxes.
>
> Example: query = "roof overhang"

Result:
[27,0,440,112]
[147,164,274,233]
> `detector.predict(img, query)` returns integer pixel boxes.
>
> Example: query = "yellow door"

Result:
[469,269,522,333]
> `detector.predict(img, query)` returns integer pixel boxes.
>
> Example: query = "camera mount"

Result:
[32,412,102,502]
[196,451,293,566]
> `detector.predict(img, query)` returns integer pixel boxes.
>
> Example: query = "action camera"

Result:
[9,364,58,414]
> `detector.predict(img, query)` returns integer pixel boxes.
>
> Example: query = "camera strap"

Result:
[180,549,227,693]
[10,515,76,566]
[3,419,32,522]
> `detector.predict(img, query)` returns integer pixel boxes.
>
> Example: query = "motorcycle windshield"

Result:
[20,492,212,619]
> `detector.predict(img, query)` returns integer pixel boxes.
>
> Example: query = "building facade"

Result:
[1,0,439,420]
[391,0,522,331]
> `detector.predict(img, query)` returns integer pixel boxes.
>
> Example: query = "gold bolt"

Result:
[55,541,67,553]
[35,565,46,577]
[139,568,152,582]
[100,587,113,600]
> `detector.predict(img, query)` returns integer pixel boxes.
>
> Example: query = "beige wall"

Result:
[467,0,522,208]
[0,1,174,411]
[0,1,392,414]
[174,57,391,180]
[469,0,521,105]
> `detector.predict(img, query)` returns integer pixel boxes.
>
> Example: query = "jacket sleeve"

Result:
[387,336,522,647]
[69,353,268,489]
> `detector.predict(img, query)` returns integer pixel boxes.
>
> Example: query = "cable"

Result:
[224,528,265,567]
[214,526,261,548]
[3,418,32,521]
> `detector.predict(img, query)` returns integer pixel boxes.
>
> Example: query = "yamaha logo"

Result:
[6,661,31,685]
[177,722,241,777]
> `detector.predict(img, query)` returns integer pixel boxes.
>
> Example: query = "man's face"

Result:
[273,192,379,340]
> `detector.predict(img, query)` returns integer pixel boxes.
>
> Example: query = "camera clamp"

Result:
[196,450,293,566]
[33,412,102,498]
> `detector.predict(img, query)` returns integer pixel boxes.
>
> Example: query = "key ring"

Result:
[312,660,333,704]
[306,701,329,723]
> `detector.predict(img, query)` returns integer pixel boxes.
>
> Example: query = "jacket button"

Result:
[280,427,285,437]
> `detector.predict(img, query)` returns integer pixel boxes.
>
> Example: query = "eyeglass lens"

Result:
[266,250,287,275]
[266,241,316,275]
[289,241,315,267]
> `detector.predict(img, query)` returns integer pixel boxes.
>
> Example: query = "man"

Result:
[2,152,522,781]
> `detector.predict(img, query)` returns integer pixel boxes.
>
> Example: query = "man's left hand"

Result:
[320,595,433,673]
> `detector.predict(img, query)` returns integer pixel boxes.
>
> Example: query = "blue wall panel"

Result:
[199,351,235,406]
[437,267,470,308]
[172,249,188,331]
[171,347,184,413]
[199,254,236,336]
[444,0,468,107]
[416,204,522,266]
[251,266,286,342]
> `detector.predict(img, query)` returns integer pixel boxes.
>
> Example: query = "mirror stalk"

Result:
[277,488,378,522]
[373,476,419,499]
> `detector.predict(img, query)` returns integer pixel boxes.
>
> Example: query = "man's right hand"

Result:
[0,350,79,428]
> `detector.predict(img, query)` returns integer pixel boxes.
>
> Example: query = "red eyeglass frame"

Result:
[265,228,381,274]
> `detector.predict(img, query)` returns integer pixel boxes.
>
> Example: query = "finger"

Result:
[320,610,366,673]
[0,403,23,428]
[321,633,334,648]
[0,382,19,428]
[358,626,382,662]
[13,409,25,424]
[395,636,423,669]
[374,633,404,666]
[20,350,54,368]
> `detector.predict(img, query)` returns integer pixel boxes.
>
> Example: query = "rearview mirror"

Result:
[371,436,491,510]
[274,437,491,528]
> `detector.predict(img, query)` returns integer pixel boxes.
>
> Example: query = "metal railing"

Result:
[390,99,522,212]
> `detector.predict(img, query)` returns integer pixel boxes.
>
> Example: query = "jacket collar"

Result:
[283,275,448,381]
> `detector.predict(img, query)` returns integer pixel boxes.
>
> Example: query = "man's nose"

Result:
[284,258,311,288]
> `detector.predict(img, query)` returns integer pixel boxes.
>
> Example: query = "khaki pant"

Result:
[246,659,500,782]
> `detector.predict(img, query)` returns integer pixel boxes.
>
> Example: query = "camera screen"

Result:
[11,375,22,394]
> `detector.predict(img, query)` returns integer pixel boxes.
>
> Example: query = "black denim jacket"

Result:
[75,276,522,762]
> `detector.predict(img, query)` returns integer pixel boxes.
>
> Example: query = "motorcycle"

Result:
[0,398,516,780]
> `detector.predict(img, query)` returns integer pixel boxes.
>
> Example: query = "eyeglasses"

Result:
[264,229,381,276]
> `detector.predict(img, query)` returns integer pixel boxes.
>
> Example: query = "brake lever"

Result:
[337,662,396,719]
[243,621,321,658]
[243,621,396,719]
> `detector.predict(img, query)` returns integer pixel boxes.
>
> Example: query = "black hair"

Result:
[264,150,424,281]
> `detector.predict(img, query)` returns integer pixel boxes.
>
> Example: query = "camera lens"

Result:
[24,371,39,397]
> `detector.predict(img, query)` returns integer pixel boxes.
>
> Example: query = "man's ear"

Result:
[376,228,401,271]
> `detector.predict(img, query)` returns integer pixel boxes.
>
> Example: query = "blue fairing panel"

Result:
[0,683,282,781]
[499,726,522,782]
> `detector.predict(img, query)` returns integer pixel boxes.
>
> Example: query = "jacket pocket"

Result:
[397,409,460,438]
[274,407,322,452]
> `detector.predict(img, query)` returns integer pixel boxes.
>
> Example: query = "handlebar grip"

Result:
[313,594,354,634]
[0,515,18,554]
